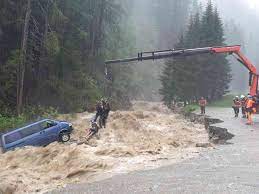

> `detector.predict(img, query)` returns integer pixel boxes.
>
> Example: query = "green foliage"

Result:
[0,106,59,132]
[159,60,177,106]
[0,50,20,115]
[0,0,135,115]
[46,32,60,56]
[0,115,27,132]
[183,104,199,113]
[23,106,58,120]
[49,1,68,27]
[209,95,235,107]
[160,1,231,107]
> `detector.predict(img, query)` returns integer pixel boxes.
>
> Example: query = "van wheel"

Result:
[59,133,70,143]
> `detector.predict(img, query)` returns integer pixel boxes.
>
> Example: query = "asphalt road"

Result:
[51,108,259,194]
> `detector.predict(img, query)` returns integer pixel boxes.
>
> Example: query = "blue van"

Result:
[0,119,73,152]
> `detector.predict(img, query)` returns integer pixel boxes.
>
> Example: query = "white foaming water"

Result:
[0,102,211,193]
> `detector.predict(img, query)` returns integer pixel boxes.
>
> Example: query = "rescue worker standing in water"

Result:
[246,95,256,125]
[94,101,104,128]
[100,99,110,128]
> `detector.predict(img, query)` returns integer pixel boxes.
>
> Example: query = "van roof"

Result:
[1,119,54,137]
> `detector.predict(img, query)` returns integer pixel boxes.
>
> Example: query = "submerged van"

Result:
[0,119,73,152]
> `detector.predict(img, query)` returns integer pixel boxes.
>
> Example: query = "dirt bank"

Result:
[0,102,212,193]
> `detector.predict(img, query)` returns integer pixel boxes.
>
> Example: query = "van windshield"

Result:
[40,120,57,129]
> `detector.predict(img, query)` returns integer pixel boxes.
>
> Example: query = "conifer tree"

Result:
[199,2,231,99]
[160,1,231,106]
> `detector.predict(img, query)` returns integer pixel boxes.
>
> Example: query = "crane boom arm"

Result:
[211,45,257,74]
[105,45,258,95]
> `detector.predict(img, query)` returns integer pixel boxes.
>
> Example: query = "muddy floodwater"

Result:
[0,102,212,193]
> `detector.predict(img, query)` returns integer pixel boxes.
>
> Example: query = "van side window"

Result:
[19,124,42,138]
[5,131,22,144]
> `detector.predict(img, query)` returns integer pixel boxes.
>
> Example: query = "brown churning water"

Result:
[0,102,210,193]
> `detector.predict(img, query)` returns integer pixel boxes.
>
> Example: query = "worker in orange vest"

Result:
[246,95,255,125]
[199,97,207,115]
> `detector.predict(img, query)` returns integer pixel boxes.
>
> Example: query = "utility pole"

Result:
[17,0,31,115]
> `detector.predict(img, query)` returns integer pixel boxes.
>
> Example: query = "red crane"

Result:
[105,45,259,96]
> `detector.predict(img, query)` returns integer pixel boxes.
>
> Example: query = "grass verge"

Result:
[209,95,235,108]
[183,104,199,113]
[184,94,235,113]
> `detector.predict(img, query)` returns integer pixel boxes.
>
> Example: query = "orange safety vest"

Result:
[199,99,207,106]
[246,99,255,109]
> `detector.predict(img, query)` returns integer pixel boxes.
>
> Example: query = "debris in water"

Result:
[0,101,211,194]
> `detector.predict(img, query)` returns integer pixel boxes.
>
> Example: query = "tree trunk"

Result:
[38,2,49,83]
[17,0,31,115]
[90,0,98,56]
[90,0,105,57]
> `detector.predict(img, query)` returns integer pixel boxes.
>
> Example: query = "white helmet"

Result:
[240,95,245,99]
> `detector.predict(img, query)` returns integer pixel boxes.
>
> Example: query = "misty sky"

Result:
[202,0,259,12]
[247,0,259,10]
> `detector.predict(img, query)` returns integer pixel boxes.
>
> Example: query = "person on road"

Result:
[246,95,255,125]
[232,96,241,117]
[199,97,207,115]
[240,95,247,118]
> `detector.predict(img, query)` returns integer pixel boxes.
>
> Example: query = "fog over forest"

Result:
[213,0,259,93]
[131,0,259,96]
[1,0,259,117]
